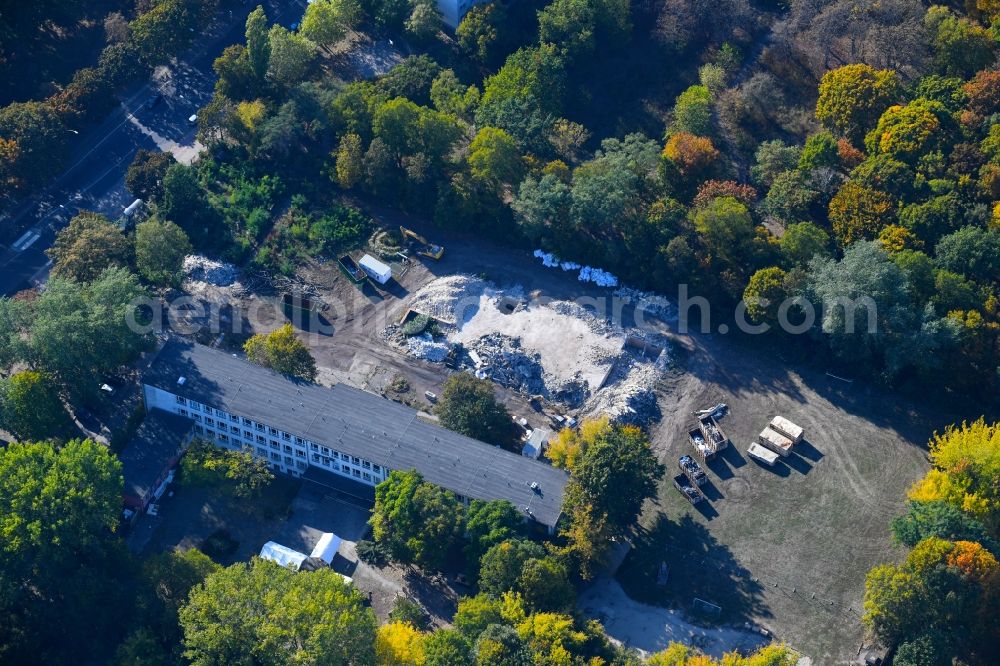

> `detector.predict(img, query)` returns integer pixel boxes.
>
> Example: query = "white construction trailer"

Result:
[359,254,392,284]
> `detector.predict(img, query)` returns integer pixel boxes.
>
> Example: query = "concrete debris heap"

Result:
[532,250,619,287]
[390,275,671,425]
[183,255,239,286]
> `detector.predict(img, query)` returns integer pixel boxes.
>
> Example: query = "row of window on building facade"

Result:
[174,394,383,484]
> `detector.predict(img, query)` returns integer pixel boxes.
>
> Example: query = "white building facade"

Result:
[144,384,388,486]
[437,0,489,29]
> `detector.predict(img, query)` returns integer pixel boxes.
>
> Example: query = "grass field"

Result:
[619,331,979,663]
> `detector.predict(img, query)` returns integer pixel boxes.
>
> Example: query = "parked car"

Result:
[678,455,708,485]
[673,473,703,504]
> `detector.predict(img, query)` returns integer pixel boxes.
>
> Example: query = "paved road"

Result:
[0,0,306,296]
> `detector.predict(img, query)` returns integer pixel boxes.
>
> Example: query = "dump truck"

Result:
[400,226,444,260]
[337,255,367,284]
[747,441,779,466]
[758,426,794,457]
[769,416,804,444]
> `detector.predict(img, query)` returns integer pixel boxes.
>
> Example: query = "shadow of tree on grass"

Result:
[617,514,770,626]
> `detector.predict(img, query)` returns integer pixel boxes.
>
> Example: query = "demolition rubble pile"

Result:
[182,255,245,299]
[391,275,670,424]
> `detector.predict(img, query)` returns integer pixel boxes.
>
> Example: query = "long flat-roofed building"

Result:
[142,339,567,531]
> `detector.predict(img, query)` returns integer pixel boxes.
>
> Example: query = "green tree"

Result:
[370,470,465,570]
[538,0,596,61]
[473,624,532,666]
[454,594,505,638]
[406,1,442,42]
[0,439,124,660]
[780,221,830,266]
[468,127,524,187]
[925,6,997,78]
[27,268,148,398]
[479,45,566,120]
[301,0,360,50]
[160,163,223,249]
[47,212,132,283]
[567,424,664,532]
[751,140,802,188]
[121,548,221,663]
[890,501,997,552]
[517,557,575,613]
[181,439,274,499]
[213,44,256,100]
[180,558,377,666]
[134,218,192,286]
[125,149,176,202]
[436,373,513,446]
[265,25,316,89]
[430,70,480,119]
[0,101,69,189]
[511,174,571,244]
[456,4,504,65]
[670,84,713,137]
[334,132,364,188]
[465,500,524,578]
[816,64,901,145]
[805,241,926,375]
[424,629,473,666]
[243,323,318,380]
[760,170,820,223]
[692,196,756,269]
[479,539,546,597]
[0,370,70,441]
[743,267,788,325]
[934,226,1000,285]
[798,131,839,171]
[246,5,271,81]
[892,250,936,305]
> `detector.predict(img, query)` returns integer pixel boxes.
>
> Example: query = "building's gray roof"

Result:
[144,340,568,527]
[120,409,192,501]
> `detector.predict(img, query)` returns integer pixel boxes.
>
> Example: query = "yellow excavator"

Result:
[399,226,444,260]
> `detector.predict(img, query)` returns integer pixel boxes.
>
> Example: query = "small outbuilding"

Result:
[259,541,309,570]
[120,410,193,517]
[522,428,551,460]
[310,532,343,565]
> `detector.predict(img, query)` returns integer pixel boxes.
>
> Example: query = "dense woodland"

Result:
[0,0,999,663]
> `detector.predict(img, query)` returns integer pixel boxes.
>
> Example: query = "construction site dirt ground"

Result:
[194,206,982,663]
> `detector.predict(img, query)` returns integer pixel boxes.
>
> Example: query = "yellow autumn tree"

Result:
[828,182,897,246]
[376,622,426,666]
[908,418,1000,530]
[646,642,796,665]
[546,417,611,470]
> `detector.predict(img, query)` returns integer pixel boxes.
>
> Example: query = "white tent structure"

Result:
[310,533,342,565]
[259,541,308,570]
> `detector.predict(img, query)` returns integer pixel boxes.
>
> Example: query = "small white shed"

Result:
[310,532,342,565]
[259,541,308,570]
